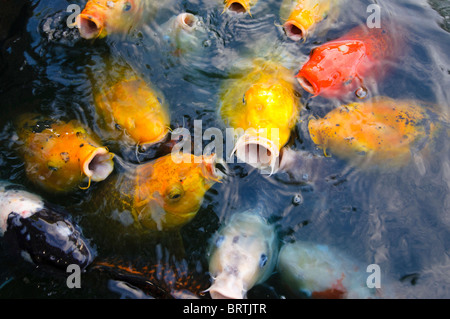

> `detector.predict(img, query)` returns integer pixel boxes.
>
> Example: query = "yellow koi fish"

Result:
[280,0,341,41]
[14,114,114,193]
[93,73,170,149]
[219,59,301,174]
[223,0,258,15]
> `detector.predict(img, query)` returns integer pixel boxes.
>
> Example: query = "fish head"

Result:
[6,206,95,271]
[175,13,199,32]
[94,76,170,147]
[283,6,317,41]
[296,40,367,98]
[224,0,254,15]
[234,80,298,174]
[136,153,228,230]
[164,13,208,54]
[15,114,114,192]
[307,98,430,167]
[208,212,277,299]
[281,0,335,41]
[221,61,300,174]
[76,0,141,39]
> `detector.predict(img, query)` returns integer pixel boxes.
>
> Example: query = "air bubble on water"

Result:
[292,194,303,206]
[202,39,211,47]
[355,87,368,99]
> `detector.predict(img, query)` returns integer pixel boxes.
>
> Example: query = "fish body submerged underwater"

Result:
[307,97,438,168]
[95,153,226,231]
[296,24,399,99]
[14,114,114,193]
[277,241,376,299]
[280,0,342,41]
[93,73,170,149]
[0,181,94,270]
[219,59,301,174]
[93,259,211,299]
[223,0,258,15]
[207,210,278,299]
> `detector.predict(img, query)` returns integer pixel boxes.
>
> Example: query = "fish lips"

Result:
[231,132,280,175]
[201,154,230,182]
[283,20,307,42]
[76,13,104,39]
[224,0,251,15]
[296,69,319,96]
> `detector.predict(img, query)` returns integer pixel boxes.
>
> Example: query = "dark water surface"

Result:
[0,0,449,298]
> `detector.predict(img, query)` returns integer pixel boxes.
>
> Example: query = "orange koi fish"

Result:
[76,0,144,39]
[307,97,437,168]
[297,24,399,99]
[95,153,227,231]
[14,114,114,193]
[280,0,341,41]
[93,73,170,149]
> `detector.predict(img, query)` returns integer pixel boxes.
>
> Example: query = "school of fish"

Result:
[0,0,447,300]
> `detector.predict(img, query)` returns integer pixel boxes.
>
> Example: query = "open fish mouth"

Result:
[176,13,198,31]
[82,147,114,182]
[296,73,318,95]
[232,132,280,175]
[224,0,250,14]
[208,274,244,299]
[76,13,103,39]
[283,20,307,41]
[202,154,230,182]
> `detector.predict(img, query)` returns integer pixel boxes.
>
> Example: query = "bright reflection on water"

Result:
[0,0,449,298]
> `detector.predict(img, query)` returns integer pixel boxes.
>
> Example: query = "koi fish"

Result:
[296,24,400,99]
[14,114,114,193]
[307,97,437,168]
[280,0,341,41]
[76,0,145,39]
[223,0,258,15]
[207,210,278,299]
[160,13,209,56]
[93,73,170,149]
[277,241,375,299]
[0,181,94,270]
[92,258,210,299]
[94,152,227,231]
[219,59,301,174]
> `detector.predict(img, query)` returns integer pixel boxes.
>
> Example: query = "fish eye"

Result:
[215,235,225,248]
[123,2,132,12]
[259,253,268,268]
[166,183,184,202]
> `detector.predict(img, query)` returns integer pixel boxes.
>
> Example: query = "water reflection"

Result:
[0,0,449,298]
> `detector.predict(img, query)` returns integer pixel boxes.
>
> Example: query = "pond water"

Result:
[0,0,449,298]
